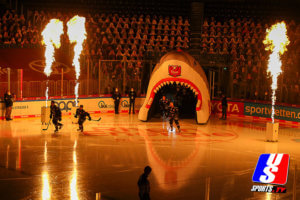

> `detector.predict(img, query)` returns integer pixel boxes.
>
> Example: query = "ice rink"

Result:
[0,114,299,200]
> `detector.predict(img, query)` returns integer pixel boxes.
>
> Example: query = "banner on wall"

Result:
[211,100,244,115]
[0,97,144,119]
[244,102,300,122]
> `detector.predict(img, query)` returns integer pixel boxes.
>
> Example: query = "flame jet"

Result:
[42,19,64,77]
[263,22,289,123]
[67,16,87,105]
[42,19,64,106]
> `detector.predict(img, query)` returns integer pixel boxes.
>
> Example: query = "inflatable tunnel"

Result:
[138,51,211,124]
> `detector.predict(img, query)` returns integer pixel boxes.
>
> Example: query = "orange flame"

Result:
[41,19,64,77]
[67,16,86,105]
[67,15,87,80]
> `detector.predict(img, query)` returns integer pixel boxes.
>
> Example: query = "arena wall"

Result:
[0,96,144,120]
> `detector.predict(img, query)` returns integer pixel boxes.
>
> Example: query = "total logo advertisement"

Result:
[251,153,290,193]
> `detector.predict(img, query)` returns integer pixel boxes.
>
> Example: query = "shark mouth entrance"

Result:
[147,78,202,119]
[138,51,211,124]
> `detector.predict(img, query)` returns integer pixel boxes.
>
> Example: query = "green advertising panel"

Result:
[244,102,300,122]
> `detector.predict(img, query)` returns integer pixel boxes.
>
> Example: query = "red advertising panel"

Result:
[212,100,244,115]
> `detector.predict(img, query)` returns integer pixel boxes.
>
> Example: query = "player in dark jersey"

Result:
[50,101,63,132]
[159,96,169,118]
[167,101,181,132]
[74,105,91,132]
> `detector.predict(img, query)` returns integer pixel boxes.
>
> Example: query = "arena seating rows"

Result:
[0,7,299,104]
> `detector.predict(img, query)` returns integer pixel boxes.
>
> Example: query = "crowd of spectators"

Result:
[0,9,40,47]
[0,9,191,57]
[0,8,299,104]
[201,17,300,104]
[0,9,190,93]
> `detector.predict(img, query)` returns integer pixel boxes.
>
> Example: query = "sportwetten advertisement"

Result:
[244,102,300,122]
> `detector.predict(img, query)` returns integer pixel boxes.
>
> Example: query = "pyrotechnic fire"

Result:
[41,19,64,77]
[67,16,86,105]
[42,19,63,107]
[263,22,289,123]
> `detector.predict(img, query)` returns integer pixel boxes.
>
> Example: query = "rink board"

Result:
[0,98,300,123]
[0,97,144,119]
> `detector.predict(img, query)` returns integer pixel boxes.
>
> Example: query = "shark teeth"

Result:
[153,81,199,96]
[196,100,201,107]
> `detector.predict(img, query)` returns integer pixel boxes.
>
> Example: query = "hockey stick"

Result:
[91,117,101,122]
[42,119,51,131]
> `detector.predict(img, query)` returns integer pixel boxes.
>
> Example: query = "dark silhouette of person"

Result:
[138,166,152,200]
[128,88,136,114]
[4,90,13,121]
[159,96,169,118]
[221,94,228,120]
[50,101,63,132]
[112,88,121,114]
[167,101,181,132]
[74,105,91,132]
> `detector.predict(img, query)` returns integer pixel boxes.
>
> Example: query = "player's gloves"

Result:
[50,115,52,119]
[88,117,91,121]
[59,117,62,121]
[74,115,77,118]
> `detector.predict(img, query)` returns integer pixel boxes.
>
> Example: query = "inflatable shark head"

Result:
[138,51,211,124]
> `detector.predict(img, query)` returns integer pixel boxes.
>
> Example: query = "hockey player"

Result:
[74,105,91,132]
[50,101,63,132]
[167,101,181,132]
[159,96,169,118]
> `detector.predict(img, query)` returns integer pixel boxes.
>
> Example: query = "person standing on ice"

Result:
[4,90,14,121]
[112,88,121,114]
[159,95,169,118]
[128,88,136,114]
[50,101,63,132]
[221,94,228,120]
[167,101,181,132]
[75,105,91,132]
[137,166,152,200]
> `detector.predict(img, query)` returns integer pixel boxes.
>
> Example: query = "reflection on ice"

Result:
[70,140,79,200]
[70,169,79,200]
[42,141,51,200]
[42,172,51,200]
